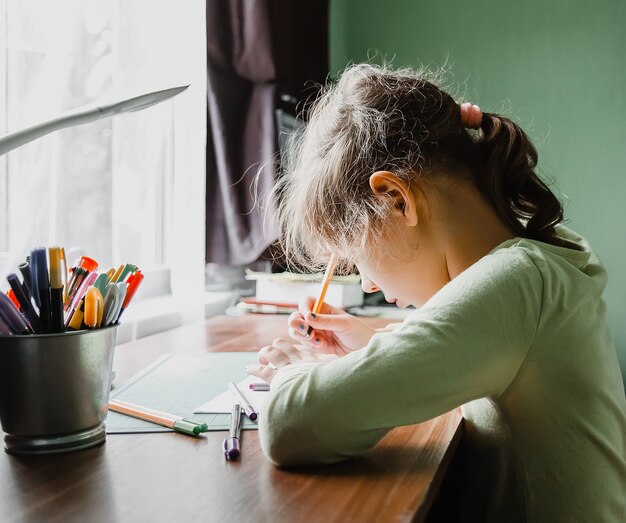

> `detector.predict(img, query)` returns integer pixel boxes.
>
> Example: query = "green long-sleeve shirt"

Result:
[259,227,626,522]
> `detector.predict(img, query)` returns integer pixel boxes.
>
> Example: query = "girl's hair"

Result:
[272,63,567,273]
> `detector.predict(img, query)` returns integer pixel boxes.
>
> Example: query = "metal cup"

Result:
[0,326,117,455]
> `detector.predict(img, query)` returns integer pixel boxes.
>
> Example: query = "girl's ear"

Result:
[369,171,418,226]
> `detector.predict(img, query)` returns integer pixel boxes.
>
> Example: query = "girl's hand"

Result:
[245,338,338,384]
[287,296,377,356]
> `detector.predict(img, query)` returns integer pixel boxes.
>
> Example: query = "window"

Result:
[0,0,208,333]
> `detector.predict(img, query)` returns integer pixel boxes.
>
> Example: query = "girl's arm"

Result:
[258,249,543,466]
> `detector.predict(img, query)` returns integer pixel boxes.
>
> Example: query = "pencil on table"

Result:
[108,399,208,436]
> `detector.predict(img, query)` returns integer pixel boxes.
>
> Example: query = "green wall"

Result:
[330,0,626,383]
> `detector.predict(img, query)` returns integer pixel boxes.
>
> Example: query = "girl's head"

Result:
[274,63,565,306]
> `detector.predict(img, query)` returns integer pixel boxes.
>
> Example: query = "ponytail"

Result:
[476,114,566,247]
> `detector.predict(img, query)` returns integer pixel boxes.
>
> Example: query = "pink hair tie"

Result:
[460,102,483,129]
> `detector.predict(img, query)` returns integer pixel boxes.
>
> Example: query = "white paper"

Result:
[194,375,269,414]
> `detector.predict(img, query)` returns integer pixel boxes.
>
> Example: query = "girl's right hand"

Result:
[287,296,377,356]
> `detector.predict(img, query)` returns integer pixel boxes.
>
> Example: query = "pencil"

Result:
[306,254,337,336]
[108,399,208,436]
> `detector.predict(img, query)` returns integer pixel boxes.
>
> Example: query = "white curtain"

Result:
[0,0,203,285]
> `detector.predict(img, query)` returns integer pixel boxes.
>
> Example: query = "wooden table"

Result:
[0,315,463,522]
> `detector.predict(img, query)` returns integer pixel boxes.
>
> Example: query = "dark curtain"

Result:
[205,0,329,266]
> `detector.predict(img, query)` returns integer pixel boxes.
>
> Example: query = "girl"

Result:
[246,64,626,521]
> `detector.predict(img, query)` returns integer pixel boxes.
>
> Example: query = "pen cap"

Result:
[84,287,104,328]
[6,289,19,309]
[18,262,32,294]
[93,273,111,295]
[223,437,240,460]
[48,247,64,289]
[117,264,138,283]
[79,256,98,273]
[122,271,144,308]
[31,248,49,292]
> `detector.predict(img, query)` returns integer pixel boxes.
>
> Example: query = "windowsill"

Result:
[115,291,237,344]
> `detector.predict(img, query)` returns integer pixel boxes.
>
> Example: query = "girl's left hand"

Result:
[245,338,338,384]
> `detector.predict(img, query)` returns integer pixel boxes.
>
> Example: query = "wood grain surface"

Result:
[0,314,463,522]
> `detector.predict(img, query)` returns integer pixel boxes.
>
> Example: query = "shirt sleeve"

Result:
[259,249,544,466]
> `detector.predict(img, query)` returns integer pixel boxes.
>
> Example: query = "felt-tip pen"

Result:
[249,382,270,391]
[228,382,257,421]
[223,403,242,460]
[48,247,65,332]
[7,273,41,333]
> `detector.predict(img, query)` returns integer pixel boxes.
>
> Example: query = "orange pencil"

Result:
[108,399,208,436]
[306,254,338,336]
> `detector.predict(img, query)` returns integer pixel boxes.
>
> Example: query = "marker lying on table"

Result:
[223,403,243,461]
[108,399,209,436]
[228,382,257,420]
[249,382,270,392]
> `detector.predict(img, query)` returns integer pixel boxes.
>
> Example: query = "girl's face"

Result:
[353,173,452,308]
[355,227,450,309]
[353,170,518,309]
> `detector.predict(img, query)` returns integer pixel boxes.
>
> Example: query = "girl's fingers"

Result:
[245,363,276,383]
[299,295,344,315]
[304,311,351,333]
[298,296,316,318]
[258,344,291,368]
[287,311,306,329]
[288,326,315,345]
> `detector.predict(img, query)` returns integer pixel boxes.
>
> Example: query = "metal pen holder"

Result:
[0,326,117,455]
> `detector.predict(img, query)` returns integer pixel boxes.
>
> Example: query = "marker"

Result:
[7,273,41,333]
[67,298,85,331]
[84,286,104,329]
[93,273,110,295]
[116,271,143,322]
[31,248,51,333]
[228,382,257,421]
[249,383,270,392]
[117,263,138,283]
[65,256,98,310]
[0,292,31,334]
[6,289,19,310]
[0,314,12,335]
[223,403,242,460]
[108,399,208,436]
[18,261,32,296]
[111,264,125,283]
[48,247,65,332]
[64,272,98,326]
[103,282,126,327]
[306,254,338,337]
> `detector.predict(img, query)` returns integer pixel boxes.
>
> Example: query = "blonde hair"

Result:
[271,63,565,273]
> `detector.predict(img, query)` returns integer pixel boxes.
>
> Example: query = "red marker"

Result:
[6,289,20,310]
[116,271,143,321]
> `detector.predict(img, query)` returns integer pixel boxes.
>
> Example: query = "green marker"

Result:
[173,418,209,436]
[116,263,138,283]
[109,399,209,437]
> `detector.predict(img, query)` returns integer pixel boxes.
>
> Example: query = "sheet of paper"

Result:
[194,374,270,414]
[106,352,261,433]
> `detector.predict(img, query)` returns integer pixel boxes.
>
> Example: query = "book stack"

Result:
[234,270,364,314]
